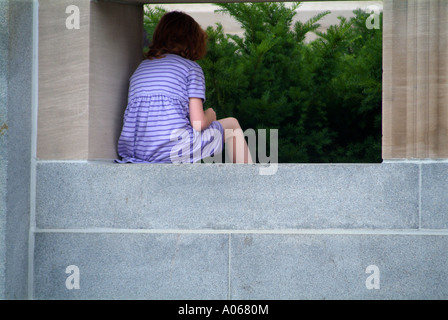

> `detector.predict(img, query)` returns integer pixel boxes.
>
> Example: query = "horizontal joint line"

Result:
[33,228,448,236]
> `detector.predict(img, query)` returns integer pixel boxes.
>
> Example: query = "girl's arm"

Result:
[189,97,216,131]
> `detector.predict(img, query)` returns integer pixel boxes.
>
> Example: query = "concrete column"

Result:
[383,0,448,159]
[1,0,34,300]
[37,0,143,160]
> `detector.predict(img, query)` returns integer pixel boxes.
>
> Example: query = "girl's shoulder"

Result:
[164,54,202,70]
[139,54,200,70]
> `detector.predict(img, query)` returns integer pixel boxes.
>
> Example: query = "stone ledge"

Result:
[36,161,421,230]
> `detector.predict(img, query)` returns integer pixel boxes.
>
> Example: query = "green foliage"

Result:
[143,3,383,163]
[143,6,167,53]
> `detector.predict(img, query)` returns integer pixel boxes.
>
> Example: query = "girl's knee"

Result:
[219,117,242,142]
[226,117,241,130]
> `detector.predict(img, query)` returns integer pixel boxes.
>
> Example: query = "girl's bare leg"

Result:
[218,117,253,164]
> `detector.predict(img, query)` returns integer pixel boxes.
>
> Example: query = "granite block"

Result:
[230,233,448,299]
[421,163,448,229]
[36,161,419,230]
[33,232,229,299]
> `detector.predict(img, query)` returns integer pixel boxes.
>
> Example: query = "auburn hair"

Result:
[146,11,208,61]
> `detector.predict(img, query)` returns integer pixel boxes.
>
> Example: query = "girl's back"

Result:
[128,54,205,105]
[117,54,223,163]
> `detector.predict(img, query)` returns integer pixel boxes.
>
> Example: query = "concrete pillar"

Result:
[382,0,448,159]
[1,0,34,300]
[37,0,143,160]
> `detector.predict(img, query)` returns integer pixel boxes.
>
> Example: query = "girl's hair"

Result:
[146,11,207,61]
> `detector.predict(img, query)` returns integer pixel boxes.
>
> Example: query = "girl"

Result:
[117,11,253,164]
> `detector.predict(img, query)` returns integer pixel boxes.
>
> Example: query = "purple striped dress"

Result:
[117,54,224,163]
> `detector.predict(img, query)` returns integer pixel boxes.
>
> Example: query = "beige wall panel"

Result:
[88,1,143,159]
[438,2,448,158]
[38,0,90,159]
[383,0,408,159]
[428,0,440,158]
[414,0,429,158]
[383,0,448,159]
[405,0,417,158]
[381,0,392,158]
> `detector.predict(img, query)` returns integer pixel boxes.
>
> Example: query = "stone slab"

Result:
[33,232,229,299]
[36,162,419,230]
[230,233,448,299]
[421,163,448,229]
